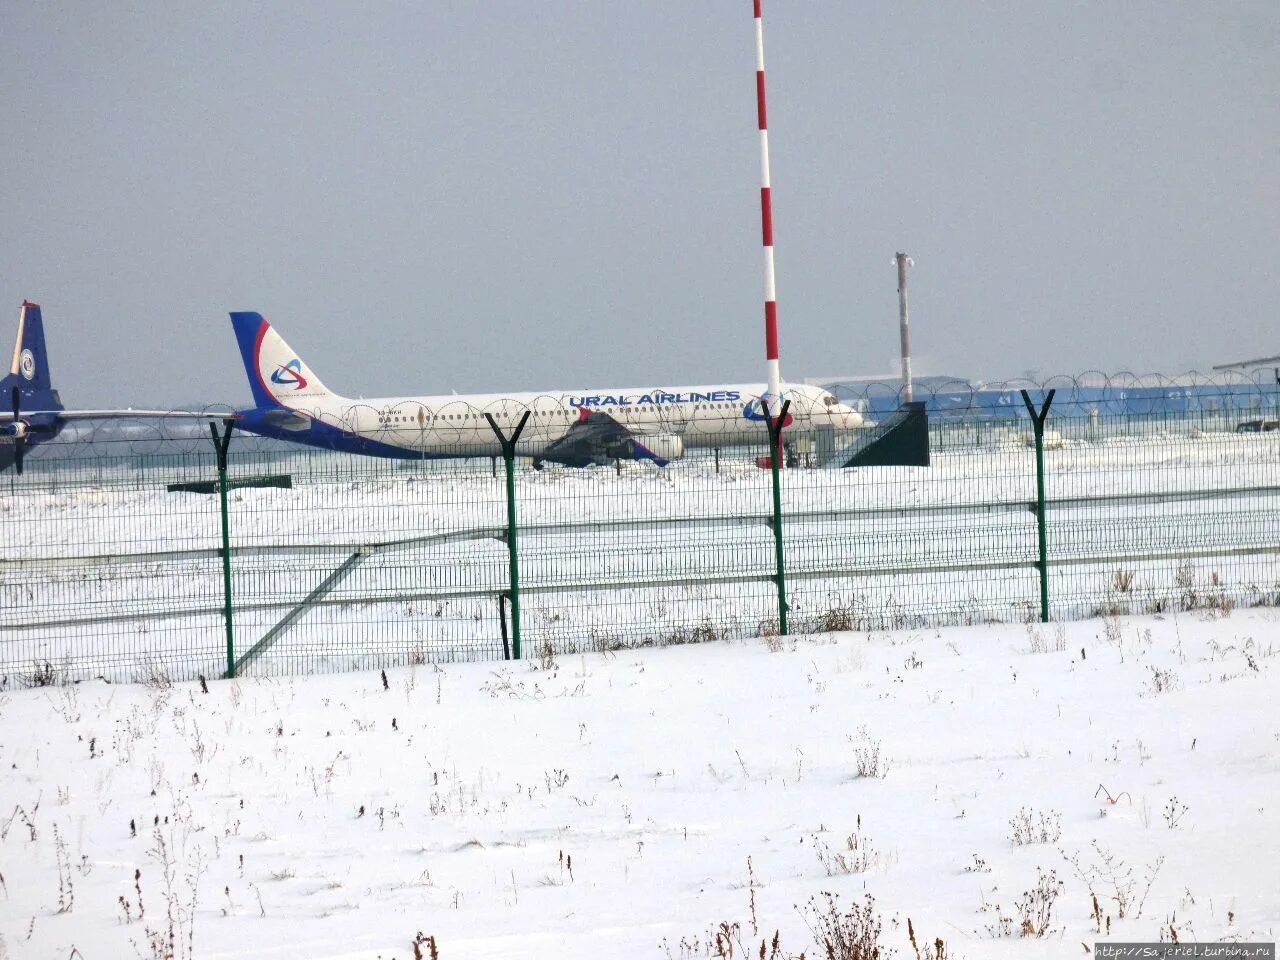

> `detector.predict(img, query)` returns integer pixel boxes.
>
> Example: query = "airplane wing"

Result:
[534,409,670,469]
[1211,355,1280,372]
[0,409,231,422]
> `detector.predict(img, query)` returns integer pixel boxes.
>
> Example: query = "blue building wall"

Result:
[839,383,1280,421]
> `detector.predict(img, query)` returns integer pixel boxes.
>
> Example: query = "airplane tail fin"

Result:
[229,312,338,409]
[3,301,63,412]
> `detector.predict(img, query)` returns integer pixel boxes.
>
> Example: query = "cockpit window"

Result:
[822,393,838,406]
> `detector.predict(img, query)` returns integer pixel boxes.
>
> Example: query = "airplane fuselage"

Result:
[235,382,862,461]
[228,311,864,466]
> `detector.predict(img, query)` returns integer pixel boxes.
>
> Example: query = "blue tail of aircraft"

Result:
[228,311,277,409]
[3,301,63,413]
[2,301,63,474]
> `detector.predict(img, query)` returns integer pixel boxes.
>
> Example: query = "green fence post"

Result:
[485,412,531,660]
[1019,389,1056,623]
[763,400,792,636]
[210,420,236,678]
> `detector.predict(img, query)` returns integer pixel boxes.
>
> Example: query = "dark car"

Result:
[1235,418,1280,432]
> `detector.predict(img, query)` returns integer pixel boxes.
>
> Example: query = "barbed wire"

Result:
[11,369,1280,468]
[829,368,1280,418]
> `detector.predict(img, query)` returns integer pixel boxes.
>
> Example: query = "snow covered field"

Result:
[1,610,1277,958]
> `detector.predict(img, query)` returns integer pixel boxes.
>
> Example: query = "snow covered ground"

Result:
[1,610,1276,958]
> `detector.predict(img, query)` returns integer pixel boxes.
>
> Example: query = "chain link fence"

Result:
[4,374,1279,685]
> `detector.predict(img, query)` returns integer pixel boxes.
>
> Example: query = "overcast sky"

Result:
[2,2,1277,407]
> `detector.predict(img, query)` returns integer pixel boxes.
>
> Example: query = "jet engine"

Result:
[636,433,684,462]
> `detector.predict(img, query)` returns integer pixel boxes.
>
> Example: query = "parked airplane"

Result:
[229,312,865,468]
[0,301,221,474]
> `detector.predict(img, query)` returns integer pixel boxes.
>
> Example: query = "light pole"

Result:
[893,252,914,404]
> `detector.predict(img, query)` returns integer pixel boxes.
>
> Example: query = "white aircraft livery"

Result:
[229,313,864,468]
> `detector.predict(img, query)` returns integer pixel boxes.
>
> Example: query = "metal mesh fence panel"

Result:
[1,432,229,683]
[3,375,1279,685]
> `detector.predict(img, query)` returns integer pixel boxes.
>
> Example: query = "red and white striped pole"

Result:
[754,0,782,409]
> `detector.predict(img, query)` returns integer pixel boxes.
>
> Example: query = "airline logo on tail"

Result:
[19,349,34,380]
[271,358,309,390]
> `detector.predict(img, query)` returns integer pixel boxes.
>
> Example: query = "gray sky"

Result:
[2,2,1277,407]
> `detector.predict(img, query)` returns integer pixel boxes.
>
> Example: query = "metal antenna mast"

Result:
[752,1,782,413]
